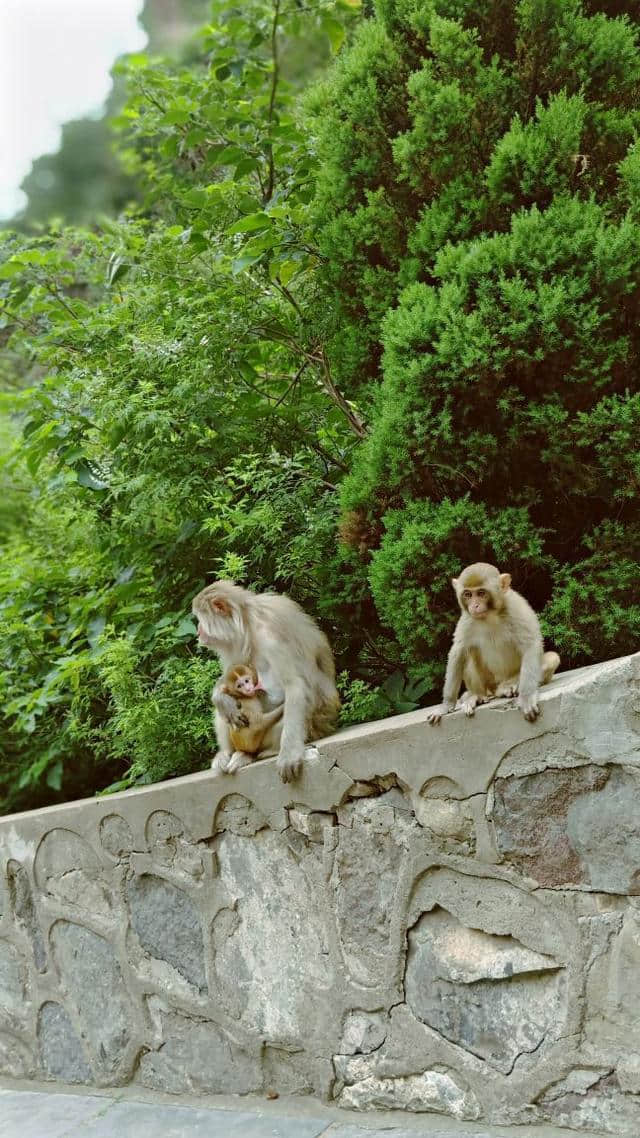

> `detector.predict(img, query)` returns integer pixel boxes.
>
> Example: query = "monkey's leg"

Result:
[517,646,543,721]
[260,703,284,729]
[541,651,561,684]
[494,677,519,699]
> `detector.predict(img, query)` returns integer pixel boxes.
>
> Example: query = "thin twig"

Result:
[273,360,307,407]
[44,284,85,327]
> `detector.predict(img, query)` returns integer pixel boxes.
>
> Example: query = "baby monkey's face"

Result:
[236,674,258,695]
[232,669,265,697]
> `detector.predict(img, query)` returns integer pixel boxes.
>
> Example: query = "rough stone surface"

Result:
[136,1003,262,1095]
[99,814,133,859]
[7,860,46,970]
[339,1071,480,1118]
[127,873,206,991]
[405,909,563,1074]
[1,653,640,1135]
[339,1011,387,1056]
[0,938,27,1030]
[49,922,131,1082]
[492,764,610,885]
[214,829,331,1039]
[38,1002,92,1084]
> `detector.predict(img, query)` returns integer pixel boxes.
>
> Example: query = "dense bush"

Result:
[2,0,639,813]
[0,0,366,813]
[314,0,640,681]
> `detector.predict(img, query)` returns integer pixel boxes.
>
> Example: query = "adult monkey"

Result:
[192,580,340,781]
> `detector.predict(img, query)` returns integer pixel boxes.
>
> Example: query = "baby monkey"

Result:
[427,562,560,725]
[218,664,284,772]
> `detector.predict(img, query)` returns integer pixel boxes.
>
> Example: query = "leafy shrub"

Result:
[314,0,640,676]
[0,0,362,813]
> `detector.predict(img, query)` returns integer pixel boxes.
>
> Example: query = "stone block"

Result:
[288,808,336,842]
[492,764,609,886]
[339,1010,387,1055]
[0,939,27,1029]
[50,921,130,1081]
[38,1002,92,1084]
[127,873,206,991]
[405,908,563,1074]
[339,1070,480,1119]
[136,1006,262,1095]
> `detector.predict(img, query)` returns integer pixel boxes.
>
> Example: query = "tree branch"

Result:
[263,0,281,204]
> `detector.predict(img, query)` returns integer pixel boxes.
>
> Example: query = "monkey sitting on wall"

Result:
[427,562,560,725]
[192,579,340,781]
[217,664,284,773]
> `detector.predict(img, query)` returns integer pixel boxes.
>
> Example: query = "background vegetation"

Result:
[2,0,639,814]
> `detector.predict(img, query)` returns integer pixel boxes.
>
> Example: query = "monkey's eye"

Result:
[463,590,472,600]
[477,589,487,598]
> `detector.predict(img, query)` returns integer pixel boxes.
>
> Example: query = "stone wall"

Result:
[2,654,640,1134]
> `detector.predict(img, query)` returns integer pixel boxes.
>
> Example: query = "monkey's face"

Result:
[192,581,245,646]
[453,563,510,619]
[235,673,258,696]
[461,587,492,618]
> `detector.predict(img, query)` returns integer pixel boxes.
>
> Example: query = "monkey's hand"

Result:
[212,687,250,728]
[457,692,479,718]
[211,751,232,775]
[276,750,304,782]
[228,750,253,774]
[518,693,540,722]
[426,702,454,726]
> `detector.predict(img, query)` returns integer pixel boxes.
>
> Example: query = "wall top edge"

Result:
[1,652,637,831]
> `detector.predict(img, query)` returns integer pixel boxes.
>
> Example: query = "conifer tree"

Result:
[314,0,640,683]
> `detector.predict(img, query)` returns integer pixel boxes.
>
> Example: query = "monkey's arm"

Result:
[427,640,466,726]
[517,643,543,722]
[211,683,250,728]
[277,680,307,782]
[260,703,284,729]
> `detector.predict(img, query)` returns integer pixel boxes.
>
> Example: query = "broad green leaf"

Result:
[46,761,63,791]
[322,16,345,53]
[278,261,298,286]
[231,253,263,274]
[228,213,271,235]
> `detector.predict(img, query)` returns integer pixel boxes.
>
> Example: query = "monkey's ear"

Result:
[499,573,512,592]
[210,596,231,615]
[451,577,459,591]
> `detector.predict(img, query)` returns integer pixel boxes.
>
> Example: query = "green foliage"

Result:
[314,0,640,685]
[0,0,364,814]
[3,0,640,814]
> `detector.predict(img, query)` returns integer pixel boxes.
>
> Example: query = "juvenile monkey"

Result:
[427,562,560,725]
[218,664,284,771]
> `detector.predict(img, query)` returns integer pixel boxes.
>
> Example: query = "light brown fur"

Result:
[427,562,560,725]
[220,664,284,757]
[192,580,340,781]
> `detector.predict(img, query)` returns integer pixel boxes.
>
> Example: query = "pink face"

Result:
[462,587,491,618]
[234,673,264,696]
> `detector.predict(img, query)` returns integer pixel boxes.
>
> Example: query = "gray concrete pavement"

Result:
[0,1084,609,1138]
